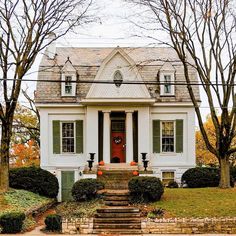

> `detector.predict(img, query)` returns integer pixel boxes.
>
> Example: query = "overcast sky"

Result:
[23,0,209,123]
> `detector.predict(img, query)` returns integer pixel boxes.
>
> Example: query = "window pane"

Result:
[162,121,174,152]
[65,76,72,94]
[62,122,75,153]
[164,75,171,94]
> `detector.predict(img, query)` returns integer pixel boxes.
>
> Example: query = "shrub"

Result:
[182,167,234,188]
[128,176,164,203]
[0,212,25,234]
[167,180,179,188]
[9,167,59,198]
[45,214,62,232]
[182,167,219,188]
[71,178,104,201]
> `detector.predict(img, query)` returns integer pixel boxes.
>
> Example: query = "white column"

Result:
[126,111,133,163]
[103,111,111,164]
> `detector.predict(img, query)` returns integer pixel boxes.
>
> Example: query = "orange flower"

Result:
[130,161,137,166]
[133,171,139,176]
[99,161,105,166]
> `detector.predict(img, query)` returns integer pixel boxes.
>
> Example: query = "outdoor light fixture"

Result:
[141,153,147,161]
[87,153,95,171]
[113,70,123,88]
[141,153,149,171]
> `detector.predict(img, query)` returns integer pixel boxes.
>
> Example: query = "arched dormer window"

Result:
[113,70,123,88]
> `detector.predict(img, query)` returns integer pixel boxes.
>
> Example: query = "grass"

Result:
[0,189,52,216]
[55,199,104,218]
[0,188,53,231]
[150,187,236,218]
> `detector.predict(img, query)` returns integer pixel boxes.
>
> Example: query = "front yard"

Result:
[0,189,53,231]
[149,187,236,218]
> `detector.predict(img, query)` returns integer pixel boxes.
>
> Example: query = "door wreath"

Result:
[113,136,122,144]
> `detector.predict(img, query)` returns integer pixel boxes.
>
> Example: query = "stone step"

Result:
[105,200,129,206]
[94,218,141,224]
[104,195,129,201]
[95,212,141,218]
[93,223,141,229]
[103,183,129,189]
[93,229,142,234]
[105,190,129,196]
[97,207,139,213]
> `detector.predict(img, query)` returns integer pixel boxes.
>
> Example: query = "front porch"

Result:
[85,106,151,165]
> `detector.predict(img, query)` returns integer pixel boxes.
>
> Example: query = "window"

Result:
[61,122,75,153]
[164,75,171,94]
[160,73,175,96]
[113,70,123,87]
[65,76,72,95]
[162,171,175,186]
[161,121,174,152]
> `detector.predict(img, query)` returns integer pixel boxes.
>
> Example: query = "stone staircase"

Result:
[97,164,138,190]
[93,164,141,234]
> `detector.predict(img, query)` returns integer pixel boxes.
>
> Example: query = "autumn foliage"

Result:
[10,140,40,167]
[196,115,236,166]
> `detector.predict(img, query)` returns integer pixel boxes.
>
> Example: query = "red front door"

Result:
[111,120,126,163]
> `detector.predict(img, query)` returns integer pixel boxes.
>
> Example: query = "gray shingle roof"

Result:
[35,47,200,104]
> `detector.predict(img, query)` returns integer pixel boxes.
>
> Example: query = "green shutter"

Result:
[176,119,183,153]
[76,120,83,153]
[53,120,60,154]
[153,120,160,153]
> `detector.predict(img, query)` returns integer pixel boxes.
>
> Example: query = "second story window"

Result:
[65,76,73,95]
[164,75,171,94]
[160,73,175,96]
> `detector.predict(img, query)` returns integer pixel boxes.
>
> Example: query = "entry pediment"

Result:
[85,48,151,101]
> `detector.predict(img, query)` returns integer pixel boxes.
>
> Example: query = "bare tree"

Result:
[0,0,94,192]
[127,0,236,188]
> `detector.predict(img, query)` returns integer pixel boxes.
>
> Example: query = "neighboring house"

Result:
[35,45,200,201]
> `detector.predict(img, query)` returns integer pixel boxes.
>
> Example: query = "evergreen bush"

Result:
[128,176,164,203]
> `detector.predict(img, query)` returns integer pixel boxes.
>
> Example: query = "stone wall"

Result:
[62,218,93,234]
[142,218,236,234]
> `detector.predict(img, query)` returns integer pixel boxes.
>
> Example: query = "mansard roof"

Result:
[35,47,200,104]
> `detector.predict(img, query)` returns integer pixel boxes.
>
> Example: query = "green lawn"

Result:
[0,189,52,216]
[151,188,236,218]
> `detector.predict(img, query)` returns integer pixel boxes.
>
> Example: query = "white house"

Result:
[35,46,200,201]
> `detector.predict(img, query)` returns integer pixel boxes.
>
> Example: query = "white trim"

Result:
[36,103,84,108]
[153,102,198,107]
[81,98,155,105]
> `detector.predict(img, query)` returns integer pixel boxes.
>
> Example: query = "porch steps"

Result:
[93,197,141,235]
[97,164,137,190]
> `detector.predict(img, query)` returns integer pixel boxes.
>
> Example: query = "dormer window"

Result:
[160,73,175,96]
[159,62,175,96]
[65,76,73,95]
[61,74,76,96]
[164,75,171,94]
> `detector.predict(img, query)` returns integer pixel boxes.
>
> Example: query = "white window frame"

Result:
[162,171,175,185]
[161,121,175,153]
[61,74,76,96]
[60,121,76,154]
[160,72,175,96]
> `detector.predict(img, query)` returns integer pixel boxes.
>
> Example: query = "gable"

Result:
[86,48,151,100]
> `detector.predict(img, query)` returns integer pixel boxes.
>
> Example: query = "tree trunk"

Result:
[219,157,231,188]
[0,122,11,192]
